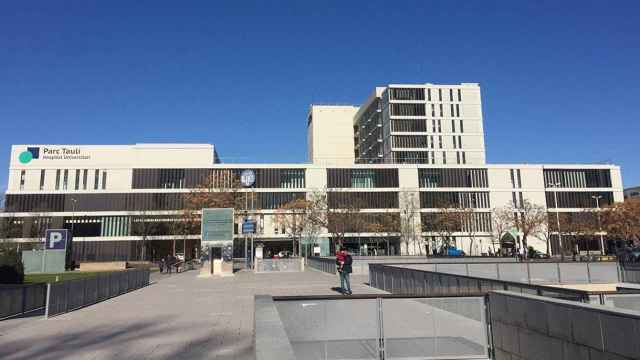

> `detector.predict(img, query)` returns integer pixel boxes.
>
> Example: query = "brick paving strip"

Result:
[0,269,384,360]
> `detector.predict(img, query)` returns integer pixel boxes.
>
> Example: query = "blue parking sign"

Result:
[45,229,69,250]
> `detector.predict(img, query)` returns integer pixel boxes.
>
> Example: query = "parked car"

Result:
[446,247,465,256]
[529,250,550,259]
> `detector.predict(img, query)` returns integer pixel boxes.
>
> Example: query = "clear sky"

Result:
[1,1,639,192]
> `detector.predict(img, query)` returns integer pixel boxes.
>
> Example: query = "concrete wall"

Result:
[489,290,640,360]
[307,105,359,166]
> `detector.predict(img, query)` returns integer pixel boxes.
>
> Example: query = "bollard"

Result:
[44,283,51,319]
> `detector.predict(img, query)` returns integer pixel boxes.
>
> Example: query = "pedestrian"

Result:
[159,258,165,273]
[336,248,346,292]
[341,251,353,295]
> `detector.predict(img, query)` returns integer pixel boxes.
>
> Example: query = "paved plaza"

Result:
[0,269,383,360]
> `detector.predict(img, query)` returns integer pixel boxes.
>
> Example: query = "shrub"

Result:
[0,246,25,284]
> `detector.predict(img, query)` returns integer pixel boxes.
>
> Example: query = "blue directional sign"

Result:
[45,229,69,250]
[242,220,256,234]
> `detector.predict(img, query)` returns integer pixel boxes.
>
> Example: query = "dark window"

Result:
[102,171,107,190]
[545,191,613,208]
[450,104,454,117]
[460,120,464,133]
[452,120,456,133]
[83,170,88,190]
[392,135,428,148]
[462,152,466,164]
[328,192,399,209]
[420,191,490,208]
[75,170,80,190]
[439,104,443,117]
[20,170,26,191]
[456,104,460,117]
[422,212,491,232]
[457,89,462,101]
[389,88,425,100]
[56,170,61,190]
[391,119,427,132]
[63,170,68,190]
[39,170,46,191]
[390,103,426,116]
[449,89,454,101]
[327,169,399,188]
[418,168,489,188]
[543,169,612,188]
[94,170,100,190]
[438,89,442,101]
[393,151,429,164]
[427,89,432,101]
[131,168,305,189]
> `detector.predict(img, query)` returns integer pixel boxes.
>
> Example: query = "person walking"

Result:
[336,248,346,293]
[159,258,165,273]
[341,251,353,295]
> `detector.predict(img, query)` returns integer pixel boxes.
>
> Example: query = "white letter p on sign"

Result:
[49,232,63,248]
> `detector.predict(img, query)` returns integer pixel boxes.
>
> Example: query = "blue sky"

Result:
[1,1,639,192]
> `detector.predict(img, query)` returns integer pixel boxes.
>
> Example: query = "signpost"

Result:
[201,208,234,276]
[41,229,69,273]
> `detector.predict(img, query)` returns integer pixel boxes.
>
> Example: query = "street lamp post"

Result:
[69,198,77,269]
[592,195,605,255]
[548,182,564,260]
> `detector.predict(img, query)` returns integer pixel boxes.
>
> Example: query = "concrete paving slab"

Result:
[0,268,383,360]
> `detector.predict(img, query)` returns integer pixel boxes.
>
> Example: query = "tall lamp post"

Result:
[69,198,77,269]
[548,182,564,260]
[592,195,605,255]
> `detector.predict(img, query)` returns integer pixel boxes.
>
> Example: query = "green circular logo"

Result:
[19,151,33,164]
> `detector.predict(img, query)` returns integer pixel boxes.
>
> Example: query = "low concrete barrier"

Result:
[79,261,127,272]
[489,290,640,360]
[0,283,46,320]
[46,268,150,317]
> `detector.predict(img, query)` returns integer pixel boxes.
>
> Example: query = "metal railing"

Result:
[257,294,489,360]
[307,257,337,274]
[0,283,46,320]
[46,268,150,318]
[389,260,620,285]
[369,264,606,303]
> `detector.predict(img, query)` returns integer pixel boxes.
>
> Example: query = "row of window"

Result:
[389,88,463,102]
[3,192,306,212]
[19,169,107,191]
[132,168,306,189]
[327,192,399,209]
[326,169,398,188]
[419,191,491,209]
[421,212,492,232]
[418,169,489,188]
[545,191,613,208]
[543,169,612,188]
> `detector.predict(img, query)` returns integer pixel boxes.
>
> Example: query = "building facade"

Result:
[0,83,626,261]
[353,83,486,165]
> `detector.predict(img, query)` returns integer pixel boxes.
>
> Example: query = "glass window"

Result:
[40,169,46,190]
[83,169,88,190]
[55,170,61,190]
[427,89,431,101]
[94,170,100,190]
[452,120,456,133]
[449,88,454,101]
[460,120,464,133]
[442,152,447,164]
[63,170,69,190]
[75,170,80,190]
[456,104,460,117]
[438,88,442,101]
[20,170,26,191]
[457,89,462,101]
[102,171,107,190]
